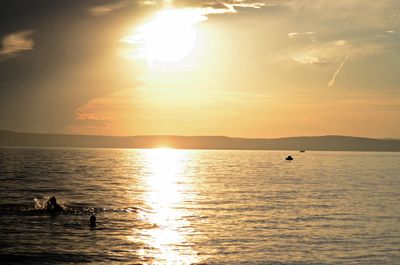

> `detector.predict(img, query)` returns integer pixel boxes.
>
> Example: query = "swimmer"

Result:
[89,214,96,227]
[46,196,64,214]
[285,155,293,161]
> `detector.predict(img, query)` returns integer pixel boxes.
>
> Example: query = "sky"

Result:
[0,0,399,138]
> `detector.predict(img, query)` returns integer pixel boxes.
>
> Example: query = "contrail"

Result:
[328,52,351,87]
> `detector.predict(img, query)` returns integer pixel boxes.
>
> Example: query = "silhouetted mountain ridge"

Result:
[0,130,399,151]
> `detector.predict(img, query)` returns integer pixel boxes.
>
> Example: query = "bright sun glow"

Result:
[122,9,207,64]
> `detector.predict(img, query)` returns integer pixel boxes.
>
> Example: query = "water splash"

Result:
[0,196,143,216]
[33,196,50,210]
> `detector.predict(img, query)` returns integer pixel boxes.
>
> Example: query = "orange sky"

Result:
[1,0,399,138]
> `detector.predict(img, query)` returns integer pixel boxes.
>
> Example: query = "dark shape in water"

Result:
[46,196,64,214]
[89,215,96,227]
[286,155,293,161]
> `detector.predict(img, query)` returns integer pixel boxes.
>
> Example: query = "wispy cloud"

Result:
[293,55,326,65]
[159,0,272,14]
[120,0,275,61]
[334,40,347,46]
[184,1,268,15]
[280,1,394,11]
[328,52,351,87]
[74,111,112,126]
[224,1,268,10]
[288,32,314,38]
[88,1,126,16]
[0,30,34,61]
[288,31,316,42]
[376,30,398,38]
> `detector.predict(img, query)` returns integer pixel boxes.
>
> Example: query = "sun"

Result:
[138,12,196,63]
[122,9,206,64]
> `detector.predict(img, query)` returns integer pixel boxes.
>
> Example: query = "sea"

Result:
[0,147,399,264]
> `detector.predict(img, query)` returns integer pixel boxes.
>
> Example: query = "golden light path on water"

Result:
[136,148,199,264]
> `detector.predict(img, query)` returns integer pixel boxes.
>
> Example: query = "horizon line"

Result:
[1,129,398,141]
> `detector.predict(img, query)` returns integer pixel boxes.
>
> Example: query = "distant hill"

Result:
[0,130,399,151]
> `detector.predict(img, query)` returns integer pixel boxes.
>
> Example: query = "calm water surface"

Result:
[0,148,399,264]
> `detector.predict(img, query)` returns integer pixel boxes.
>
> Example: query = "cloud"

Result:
[291,43,338,66]
[288,31,316,42]
[88,1,126,16]
[292,55,326,65]
[188,1,268,15]
[328,52,351,87]
[165,0,272,14]
[334,40,347,46]
[120,0,276,62]
[224,1,268,10]
[0,30,34,61]
[288,32,314,38]
[376,30,398,38]
[280,1,395,11]
[291,39,378,67]
[69,111,113,134]
[75,111,112,126]
[67,90,137,135]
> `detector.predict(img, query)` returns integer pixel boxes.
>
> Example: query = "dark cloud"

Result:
[0,0,141,133]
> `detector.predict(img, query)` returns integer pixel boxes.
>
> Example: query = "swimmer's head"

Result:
[90,215,96,227]
[49,196,57,205]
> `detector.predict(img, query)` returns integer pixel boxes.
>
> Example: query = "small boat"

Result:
[285,155,293,161]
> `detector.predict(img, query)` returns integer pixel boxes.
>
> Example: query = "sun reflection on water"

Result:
[136,148,199,264]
